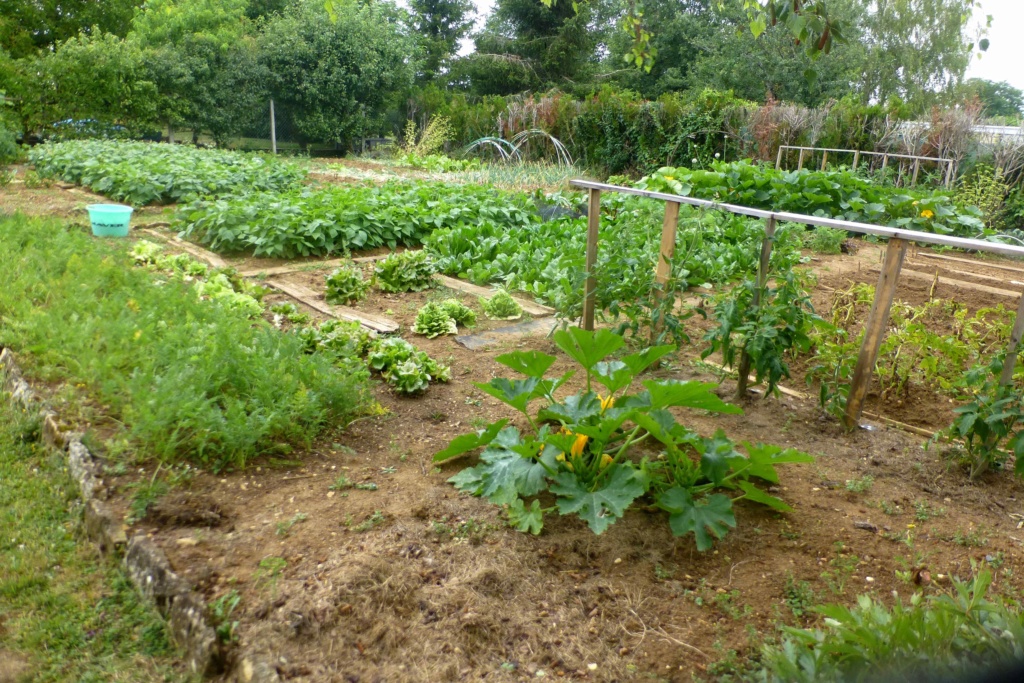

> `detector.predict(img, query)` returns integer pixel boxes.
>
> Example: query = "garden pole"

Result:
[270,99,277,154]
[775,146,784,170]
[843,237,907,428]
[797,149,805,171]
[652,201,681,341]
[582,188,601,331]
[852,151,860,170]
[912,159,921,186]
[999,291,1024,386]
[736,216,776,399]
[881,154,889,174]
[820,150,828,171]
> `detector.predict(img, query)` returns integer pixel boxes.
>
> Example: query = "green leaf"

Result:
[538,391,601,424]
[507,498,544,535]
[658,489,736,551]
[643,380,743,414]
[433,419,510,462]
[553,327,625,371]
[749,17,767,38]
[621,345,675,375]
[475,377,542,413]
[550,464,645,534]
[736,481,792,512]
[700,430,739,486]
[495,350,557,378]
[593,360,633,395]
[727,442,815,483]
[473,444,550,505]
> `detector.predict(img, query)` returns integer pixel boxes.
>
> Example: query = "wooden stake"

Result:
[270,99,277,154]
[820,150,829,171]
[881,154,889,173]
[654,201,681,290]
[736,216,776,398]
[652,201,681,341]
[852,151,860,170]
[1000,291,1024,386]
[775,146,784,170]
[911,159,921,186]
[843,237,907,428]
[582,188,601,331]
[797,149,805,171]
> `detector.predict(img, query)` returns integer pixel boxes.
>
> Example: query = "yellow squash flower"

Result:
[600,454,614,470]
[599,395,615,413]
[570,433,589,458]
[920,209,934,219]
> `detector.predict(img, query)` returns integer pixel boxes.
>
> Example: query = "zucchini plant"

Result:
[434,328,812,547]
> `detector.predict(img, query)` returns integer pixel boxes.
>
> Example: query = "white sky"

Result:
[965,0,1024,91]
[466,0,1023,91]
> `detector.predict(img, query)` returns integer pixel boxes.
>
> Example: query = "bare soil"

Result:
[102,243,1024,683]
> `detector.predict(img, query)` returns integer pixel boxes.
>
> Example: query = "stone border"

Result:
[0,348,281,682]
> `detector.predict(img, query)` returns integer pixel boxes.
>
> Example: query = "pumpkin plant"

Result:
[434,328,812,548]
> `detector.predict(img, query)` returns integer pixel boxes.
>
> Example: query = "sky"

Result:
[467,0,1023,91]
[965,0,1024,92]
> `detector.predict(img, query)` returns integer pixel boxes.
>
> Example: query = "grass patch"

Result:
[0,402,189,682]
[0,213,371,471]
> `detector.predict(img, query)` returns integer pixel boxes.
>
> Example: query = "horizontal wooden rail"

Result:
[569,177,1024,430]
[568,180,1024,259]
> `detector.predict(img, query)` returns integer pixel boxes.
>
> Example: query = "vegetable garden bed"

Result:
[4,143,1024,682]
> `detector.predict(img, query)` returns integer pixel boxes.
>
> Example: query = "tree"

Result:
[259,0,415,147]
[130,0,266,144]
[466,0,611,95]
[34,32,157,133]
[962,79,1023,119]
[859,0,987,110]
[0,0,141,59]
[680,0,867,105]
[411,0,475,83]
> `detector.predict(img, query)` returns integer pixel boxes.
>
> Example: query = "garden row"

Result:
[28,140,305,205]
[0,215,467,472]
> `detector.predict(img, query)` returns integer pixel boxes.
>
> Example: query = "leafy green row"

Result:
[29,140,305,205]
[636,160,987,238]
[177,182,539,258]
[425,193,804,319]
[0,214,370,471]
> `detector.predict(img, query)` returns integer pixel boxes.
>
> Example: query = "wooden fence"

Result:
[775,145,955,189]
[569,178,1024,429]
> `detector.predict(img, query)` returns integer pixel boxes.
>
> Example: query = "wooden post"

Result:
[775,146,784,170]
[581,188,601,331]
[843,237,908,428]
[797,149,805,171]
[654,201,681,290]
[820,150,829,171]
[852,150,860,170]
[167,121,174,144]
[270,99,277,154]
[652,201,681,341]
[736,216,777,399]
[999,291,1024,386]
[881,154,889,173]
[912,159,921,186]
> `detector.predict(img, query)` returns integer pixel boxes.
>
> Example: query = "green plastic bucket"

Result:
[86,204,133,237]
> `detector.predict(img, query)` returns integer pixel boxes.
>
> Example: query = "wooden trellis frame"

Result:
[776,145,955,189]
[569,179,1024,429]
